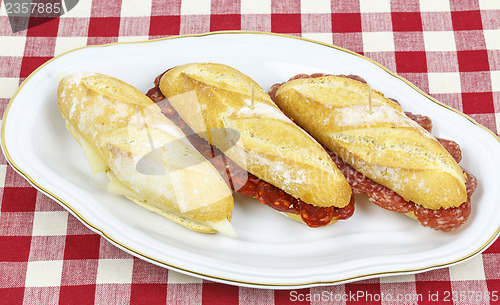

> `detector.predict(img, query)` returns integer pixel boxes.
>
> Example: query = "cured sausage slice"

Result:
[270,73,477,231]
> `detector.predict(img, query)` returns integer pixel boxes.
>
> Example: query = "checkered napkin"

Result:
[1,0,500,304]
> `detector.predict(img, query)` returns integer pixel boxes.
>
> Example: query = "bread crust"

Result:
[159,63,352,209]
[275,75,467,210]
[57,72,233,233]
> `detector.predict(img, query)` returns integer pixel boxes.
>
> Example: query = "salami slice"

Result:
[405,112,433,132]
[437,138,462,163]
[270,73,478,231]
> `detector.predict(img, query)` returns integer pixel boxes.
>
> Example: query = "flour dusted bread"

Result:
[274,75,467,210]
[57,72,234,235]
[159,63,352,211]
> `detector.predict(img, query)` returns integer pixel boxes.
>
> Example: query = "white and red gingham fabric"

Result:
[1,0,500,304]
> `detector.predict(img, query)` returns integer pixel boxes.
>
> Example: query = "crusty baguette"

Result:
[57,72,234,234]
[159,63,352,210]
[275,76,467,209]
[274,75,467,210]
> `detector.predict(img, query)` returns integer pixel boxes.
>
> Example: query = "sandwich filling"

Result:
[269,73,477,232]
[147,72,355,228]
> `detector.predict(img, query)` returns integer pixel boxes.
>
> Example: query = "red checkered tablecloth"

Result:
[1,0,500,304]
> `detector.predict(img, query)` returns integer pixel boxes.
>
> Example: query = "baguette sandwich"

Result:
[270,73,477,231]
[57,72,235,235]
[148,63,354,227]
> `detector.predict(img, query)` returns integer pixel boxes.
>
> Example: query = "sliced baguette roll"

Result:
[57,72,234,235]
[159,63,352,210]
[274,75,467,210]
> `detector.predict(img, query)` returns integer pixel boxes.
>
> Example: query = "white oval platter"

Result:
[2,32,500,289]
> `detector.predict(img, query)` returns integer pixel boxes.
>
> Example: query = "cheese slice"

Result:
[65,121,108,174]
[106,170,145,202]
[105,170,236,237]
[204,218,236,237]
[55,70,66,84]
